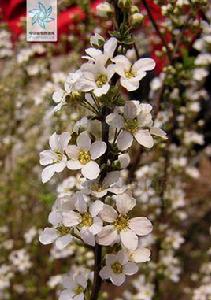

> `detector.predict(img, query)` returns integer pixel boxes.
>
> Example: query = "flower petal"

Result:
[90,200,104,217]
[128,217,153,236]
[81,161,100,180]
[67,160,81,170]
[80,228,95,246]
[53,88,65,103]
[118,153,130,168]
[117,131,133,151]
[106,113,124,129]
[132,57,155,73]
[134,129,154,148]
[66,145,79,159]
[111,273,126,286]
[123,262,138,275]
[103,171,120,188]
[97,225,117,246]
[94,83,110,97]
[89,217,103,235]
[77,132,91,150]
[100,204,117,222]
[39,228,58,245]
[49,133,59,151]
[99,266,112,280]
[124,101,139,119]
[62,211,81,227]
[41,165,56,183]
[120,230,138,250]
[150,127,167,138]
[48,210,62,226]
[75,192,87,213]
[104,37,117,58]
[55,235,73,250]
[114,193,136,215]
[120,77,140,91]
[90,141,106,160]
[59,132,71,150]
[130,247,150,263]
[39,150,57,165]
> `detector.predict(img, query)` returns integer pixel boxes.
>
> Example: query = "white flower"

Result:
[24,227,37,244]
[106,101,167,150]
[99,249,138,286]
[39,210,73,250]
[78,61,115,97]
[66,132,106,180]
[57,176,77,197]
[127,246,151,263]
[90,33,105,47]
[9,249,32,272]
[82,171,126,198]
[52,88,65,111]
[62,192,104,246]
[96,2,113,17]
[98,193,152,250]
[111,55,155,91]
[53,71,81,111]
[59,271,87,300]
[193,68,208,81]
[39,132,71,183]
[83,37,117,65]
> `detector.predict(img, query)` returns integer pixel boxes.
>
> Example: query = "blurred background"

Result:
[0,1,211,299]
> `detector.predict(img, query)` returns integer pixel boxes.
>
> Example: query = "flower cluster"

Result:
[39,31,167,298]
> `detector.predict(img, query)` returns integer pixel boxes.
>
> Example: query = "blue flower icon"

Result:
[29,2,54,29]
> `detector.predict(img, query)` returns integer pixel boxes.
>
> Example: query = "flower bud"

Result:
[96,2,113,17]
[131,13,144,27]
[118,0,132,10]
[131,5,139,14]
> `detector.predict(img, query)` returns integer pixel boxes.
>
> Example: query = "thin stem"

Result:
[90,244,102,300]
[142,0,173,64]
[90,107,110,300]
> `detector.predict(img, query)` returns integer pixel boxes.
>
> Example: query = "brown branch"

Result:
[142,0,173,64]
[90,243,102,300]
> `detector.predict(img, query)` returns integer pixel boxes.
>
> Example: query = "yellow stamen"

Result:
[111,262,123,274]
[125,70,136,79]
[124,118,139,133]
[114,215,129,232]
[57,225,71,235]
[78,150,91,165]
[80,212,93,227]
[95,74,108,88]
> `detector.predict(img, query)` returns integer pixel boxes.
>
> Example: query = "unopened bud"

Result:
[96,2,113,17]
[131,5,139,14]
[118,0,132,10]
[131,13,144,27]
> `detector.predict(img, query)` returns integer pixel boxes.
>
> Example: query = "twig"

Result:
[90,244,102,300]
[142,0,173,64]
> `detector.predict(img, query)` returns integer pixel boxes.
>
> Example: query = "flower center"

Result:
[74,285,84,295]
[114,215,128,232]
[111,262,123,274]
[125,69,136,79]
[78,150,91,165]
[80,212,93,227]
[96,74,108,88]
[57,225,71,236]
[71,91,81,99]
[91,183,103,192]
[124,118,139,133]
[54,151,63,162]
